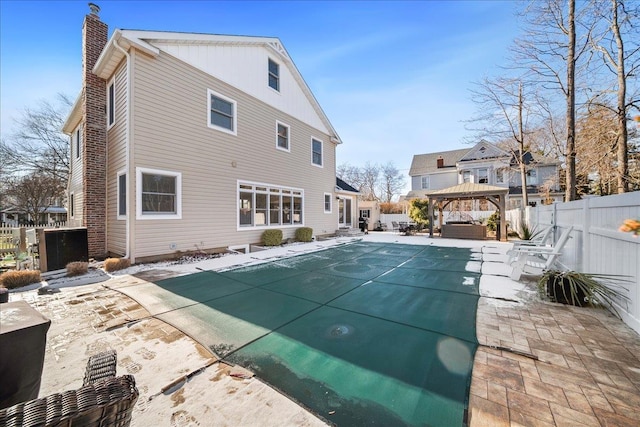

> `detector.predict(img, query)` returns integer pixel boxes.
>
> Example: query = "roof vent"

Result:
[88,2,100,16]
[436,156,444,168]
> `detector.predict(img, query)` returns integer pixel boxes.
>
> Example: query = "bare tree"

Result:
[2,94,72,184]
[590,0,640,193]
[468,77,536,206]
[360,163,380,201]
[379,162,405,203]
[6,172,64,224]
[513,0,595,201]
[337,163,364,192]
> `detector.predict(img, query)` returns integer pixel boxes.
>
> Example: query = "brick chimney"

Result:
[82,3,108,258]
[436,156,444,168]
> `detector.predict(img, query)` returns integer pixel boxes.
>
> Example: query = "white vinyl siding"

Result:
[276,121,290,151]
[136,167,182,220]
[311,138,323,167]
[207,89,236,135]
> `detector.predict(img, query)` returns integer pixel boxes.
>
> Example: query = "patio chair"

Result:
[509,226,573,280]
[391,221,400,233]
[0,350,138,427]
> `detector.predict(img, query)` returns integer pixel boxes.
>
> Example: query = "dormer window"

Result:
[268,58,280,91]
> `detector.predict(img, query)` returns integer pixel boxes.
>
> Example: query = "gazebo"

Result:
[427,183,509,241]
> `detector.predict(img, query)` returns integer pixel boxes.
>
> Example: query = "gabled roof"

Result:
[336,177,359,194]
[458,141,510,162]
[89,29,341,144]
[409,148,469,176]
[429,183,509,198]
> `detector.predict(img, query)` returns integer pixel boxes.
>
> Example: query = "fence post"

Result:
[19,228,27,253]
[582,197,590,272]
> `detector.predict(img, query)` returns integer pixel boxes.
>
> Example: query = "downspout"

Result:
[113,36,132,262]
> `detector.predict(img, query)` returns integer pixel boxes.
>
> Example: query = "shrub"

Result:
[0,270,42,289]
[295,227,313,242]
[486,211,500,232]
[103,257,131,272]
[262,229,283,246]
[66,261,89,277]
[408,199,429,227]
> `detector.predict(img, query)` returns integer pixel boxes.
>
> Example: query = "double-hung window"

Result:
[276,122,289,151]
[311,138,323,167]
[137,168,182,219]
[107,80,115,127]
[268,58,279,91]
[207,89,237,135]
[478,168,489,184]
[324,193,332,213]
[421,176,429,189]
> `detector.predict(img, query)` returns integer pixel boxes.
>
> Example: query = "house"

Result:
[62,5,348,262]
[406,141,563,210]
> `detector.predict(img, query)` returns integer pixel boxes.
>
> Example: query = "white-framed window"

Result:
[238,181,303,229]
[311,138,323,167]
[107,79,115,128]
[462,170,471,183]
[324,193,332,213]
[136,167,182,220]
[268,58,280,91]
[478,168,489,184]
[276,121,290,151]
[527,169,538,185]
[117,171,127,219]
[421,176,429,189]
[207,89,237,135]
[75,126,82,159]
[496,168,507,184]
[69,193,75,218]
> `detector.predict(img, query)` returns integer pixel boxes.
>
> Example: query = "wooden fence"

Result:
[513,192,640,334]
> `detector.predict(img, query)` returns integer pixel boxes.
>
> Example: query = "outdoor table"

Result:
[0,300,51,409]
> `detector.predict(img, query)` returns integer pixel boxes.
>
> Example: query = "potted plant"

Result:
[538,270,630,316]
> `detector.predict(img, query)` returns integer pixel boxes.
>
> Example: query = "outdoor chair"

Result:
[509,226,574,280]
[0,350,138,427]
[391,221,400,233]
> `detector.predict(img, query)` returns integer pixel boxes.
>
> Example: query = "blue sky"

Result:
[0,0,520,191]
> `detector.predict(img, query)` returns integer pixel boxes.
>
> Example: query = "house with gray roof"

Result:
[406,141,563,209]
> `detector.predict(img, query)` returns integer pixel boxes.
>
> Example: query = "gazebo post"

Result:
[428,197,434,238]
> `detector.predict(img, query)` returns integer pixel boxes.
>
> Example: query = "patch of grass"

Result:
[0,270,42,289]
[103,258,131,272]
[66,261,89,277]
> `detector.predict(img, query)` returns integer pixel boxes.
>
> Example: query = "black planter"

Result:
[0,288,8,304]
[546,276,588,307]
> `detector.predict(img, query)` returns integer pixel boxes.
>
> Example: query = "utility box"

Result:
[37,228,88,272]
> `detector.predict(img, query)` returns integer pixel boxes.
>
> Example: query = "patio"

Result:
[3,233,639,426]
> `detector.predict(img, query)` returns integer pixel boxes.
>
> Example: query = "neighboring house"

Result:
[406,141,563,209]
[0,206,67,227]
[62,5,344,262]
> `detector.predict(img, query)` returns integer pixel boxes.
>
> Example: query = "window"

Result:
[69,193,74,218]
[207,89,237,135]
[238,182,303,228]
[117,172,126,219]
[268,58,279,91]
[421,176,430,189]
[478,168,489,184]
[107,80,115,127]
[527,169,538,185]
[462,170,471,183]
[276,122,289,151]
[324,193,332,213]
[359,209,371,219]
[75,127,81,159]
[496,168,506,184]
[311,138,323,167]
[136,168,182,219]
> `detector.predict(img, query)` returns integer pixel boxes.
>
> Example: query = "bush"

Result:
[66,261,89,277]
[408,199,429,227]
[103,257,131,272]
[262,229,283,246]
[486,211,500,232]
[295,227,313,242]
[0,270,42,289]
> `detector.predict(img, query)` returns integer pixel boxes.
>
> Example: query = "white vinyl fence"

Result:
[517,192,640,334]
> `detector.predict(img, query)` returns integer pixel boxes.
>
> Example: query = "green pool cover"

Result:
[118,242,480,426]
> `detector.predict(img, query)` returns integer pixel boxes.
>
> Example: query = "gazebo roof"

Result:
[428,183,509,199]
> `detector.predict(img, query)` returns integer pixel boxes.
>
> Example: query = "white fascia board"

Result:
[62,92,83,135]
[93,30,160,79]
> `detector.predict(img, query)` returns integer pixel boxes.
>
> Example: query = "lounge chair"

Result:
[509,226,574,280]
[0,350,138,427]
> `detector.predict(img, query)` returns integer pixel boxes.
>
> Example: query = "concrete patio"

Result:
[4,233,640,426]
